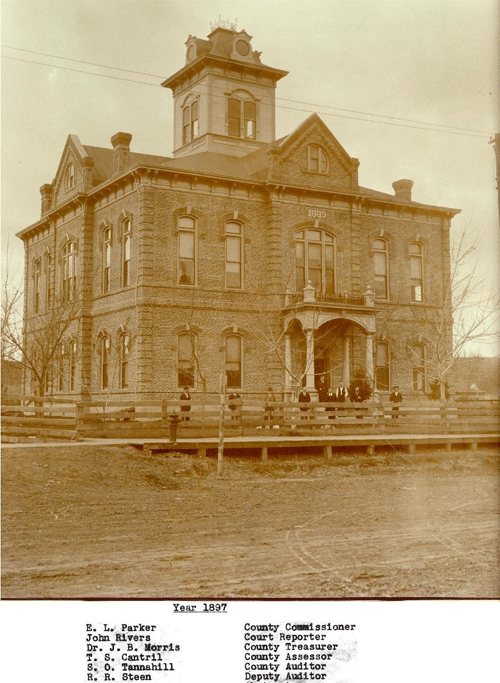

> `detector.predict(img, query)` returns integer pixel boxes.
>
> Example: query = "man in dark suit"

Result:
[389,385,403,418]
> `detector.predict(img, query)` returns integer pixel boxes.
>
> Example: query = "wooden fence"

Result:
[1,396,499,442]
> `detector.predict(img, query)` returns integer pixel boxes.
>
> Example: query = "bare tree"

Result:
[381,223,500,401]
[2,266,81,397]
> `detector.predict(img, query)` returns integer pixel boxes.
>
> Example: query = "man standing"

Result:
[298,387,311,420]
[389,385,403,418]
[316,375,328,404]
[335,381,348,418]
[180,386,191,421]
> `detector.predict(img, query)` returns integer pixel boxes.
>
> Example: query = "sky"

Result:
[1,0,499,352]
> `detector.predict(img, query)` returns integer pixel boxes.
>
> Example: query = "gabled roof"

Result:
[276,113,354,167]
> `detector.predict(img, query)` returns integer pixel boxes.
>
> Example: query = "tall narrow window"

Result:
[182,100,199,145]
[243,101,256,139]
[66,163,75,190]
[410,243,423,302]
[34,259,41,313]
[122,219,131,287]
[375,342,390,391]
[295,229,335,295]
[69,340,77,391]
[178,216,196,285]
[178,332,195,388]
[225,335,242,388]
[103,227,111,293]
[373,239,388,299]
[228,97,241,137]
[225,221,242,288]
[411,343,425,391]
[120,333,130,389]
[62,241,77,302]
[45,252,52,308]
[101,337,110,390]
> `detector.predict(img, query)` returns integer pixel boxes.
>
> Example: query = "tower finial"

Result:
[210,17,238,32]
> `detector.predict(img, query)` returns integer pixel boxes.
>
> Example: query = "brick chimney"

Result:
[392,178,413,201]
[111,132,132,175]
[40,183,53,215]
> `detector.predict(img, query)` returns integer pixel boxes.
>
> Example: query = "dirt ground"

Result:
[2,443,499,599]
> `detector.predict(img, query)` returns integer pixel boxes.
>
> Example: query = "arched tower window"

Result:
[182,99,199,145]
[228,96,256,139]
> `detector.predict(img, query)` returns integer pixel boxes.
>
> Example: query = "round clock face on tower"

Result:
[187,44,196,61]
[235,39,250,56]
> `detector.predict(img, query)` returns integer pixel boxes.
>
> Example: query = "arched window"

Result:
[122,218,132,287]
[61,241,77,302]
[44,252,53,308]
[295,229,335,295]
[177,332,196,388]
[178,216,196,285]
[225,335,242,388]
[103,227,111,293]
[66,163,75,190]
[410,242,423,302]
[228,96,256,139]
[302,145,329,173]
[34,258,41,313]
[411,343,425,391]
[373,238,389,299]
[225,221,243,288]
[101,337,110,390]
[69,340,77,392]
[182,99,199,145]
[120,333,130,389]
[375,342,390,391]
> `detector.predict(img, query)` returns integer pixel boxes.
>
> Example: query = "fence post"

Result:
[161,400,169,436]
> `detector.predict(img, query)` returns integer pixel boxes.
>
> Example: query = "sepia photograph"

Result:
[1,0,499,601]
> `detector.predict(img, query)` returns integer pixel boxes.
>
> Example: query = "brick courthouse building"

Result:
[18,26,459,400]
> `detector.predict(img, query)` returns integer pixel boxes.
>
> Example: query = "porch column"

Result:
[305,328,316,392]
[342,337,350,385]
[366,333,374,382]
[284,333,292,395]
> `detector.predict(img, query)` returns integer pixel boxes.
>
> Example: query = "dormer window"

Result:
[228,96,256,139]
[302,145,329,174]
[66,163,75,190]
[182,99,199,145]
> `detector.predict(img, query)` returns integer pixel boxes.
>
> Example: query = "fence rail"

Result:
[1,396,499,442]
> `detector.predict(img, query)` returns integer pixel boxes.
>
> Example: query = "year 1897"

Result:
[203,603,227,612]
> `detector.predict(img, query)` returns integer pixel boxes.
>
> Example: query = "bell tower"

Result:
[162,22,288,158]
